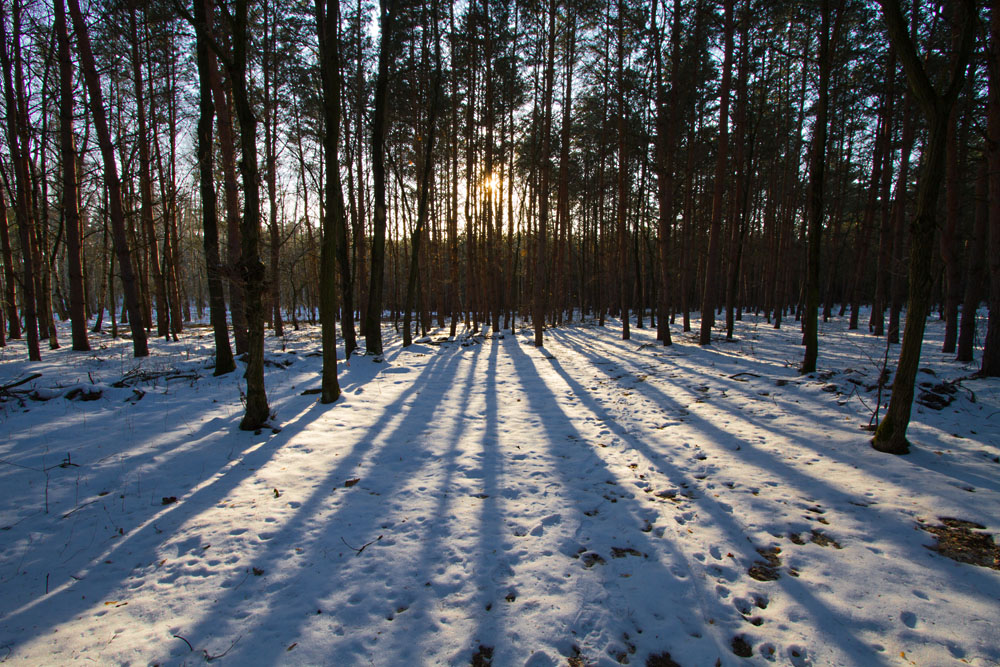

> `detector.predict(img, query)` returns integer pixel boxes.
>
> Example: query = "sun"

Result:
[481,172,499,195]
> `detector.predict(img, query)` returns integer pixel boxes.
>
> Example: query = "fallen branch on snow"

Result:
[341,534,382,555]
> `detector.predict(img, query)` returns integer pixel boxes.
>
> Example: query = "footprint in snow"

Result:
[529,513,562,536]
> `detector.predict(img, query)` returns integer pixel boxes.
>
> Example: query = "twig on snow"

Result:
[204,634,242,661]
[61,499,100,519]
[172,634,194,652]
[0,373,41,392]
[341,534,383,555]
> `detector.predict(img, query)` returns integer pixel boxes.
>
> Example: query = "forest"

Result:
[1,0,1000,664]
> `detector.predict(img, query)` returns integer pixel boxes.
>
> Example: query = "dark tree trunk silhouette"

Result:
[195,0,235,375]
[130,8,168,339]
[403,0,442,348]
[533,0,556,347]
[0,0,40,360]
[316,0,345,401]
[699,0,733,345]
[54,0,89,351]
[802,0,842,372]
[207,53,248,355]
[0,191,18,340]
[872,0,976,454]
[957,160,988,362]
[981,0,1000,377]
[365,0,398,357]
[615,0,630,341]
[67,0,149,358]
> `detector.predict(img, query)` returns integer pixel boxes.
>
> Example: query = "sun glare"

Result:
[481,172,499,195]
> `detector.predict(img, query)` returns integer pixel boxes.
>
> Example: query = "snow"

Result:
[1,311,998,666]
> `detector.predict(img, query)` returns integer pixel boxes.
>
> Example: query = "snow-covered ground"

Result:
[1,310,998,666]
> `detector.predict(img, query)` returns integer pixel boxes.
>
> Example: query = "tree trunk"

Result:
[207,50,248,355]
[403,0,442,348]
[981,0,1000,377]
[0,0,40,360]
[228,1,270,428]
[699,0,733,345]
[802,0,840,373]
[957,160,988,362]
[872,0,976,453]
[940,24,965,354]
[0,191,18,340]
[55,0,89,351]
[183,0,270,426]
[67,0,148,358]
[316,0,346,401]
[615,0,630,341]
[130,8,168,339]
[261,3,284,338]
[554,12,576,331]
[364,0,397,357]
[888,91,915,345]
[533,0,556,347]
[196,0,235,375]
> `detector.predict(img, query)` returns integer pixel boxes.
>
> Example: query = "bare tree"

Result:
[872,0,976,454]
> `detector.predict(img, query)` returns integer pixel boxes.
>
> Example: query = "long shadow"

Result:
[559,325,1000,502]
[502,339,739,665]
[548,326,1000,655]
[559,325,855,434]
[0,390,335,633]
[530,332,910,661]
[556,327,914,492]
[156,343,475,664]
[378,340,486,661]
[555,328,920,519]
[463,337,512,659]
[0,346,452,660]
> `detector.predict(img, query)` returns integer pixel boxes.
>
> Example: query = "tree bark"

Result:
[55,0,89,351]
[262,2,284,338]
[0,0,40,360]
[888,91,915,345]
[957,160,988,362]
[616,0,630,341]
[207,50,248,355]
[68,0,148,358]
[533,0,556,347]
[181,0,270,426]
[364,0,397,357]
[872,0,976,454]
[981,0,1000,376]
[802,0,840,373]
[0,190,18,340]
[699,0,733,345]
[316,0,345,401]
[195,0,235,375]
[403,0,442,348]
[130,8,168,339]
[940,24,965,354]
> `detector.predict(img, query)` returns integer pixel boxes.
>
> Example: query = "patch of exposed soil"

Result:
[645,652,681,667]
[611,547,646,558]
[471,644,493,667]
[731,635,753,658]
[921,518,1000,570]
[748,546,782,581]
[809,530,842,549]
